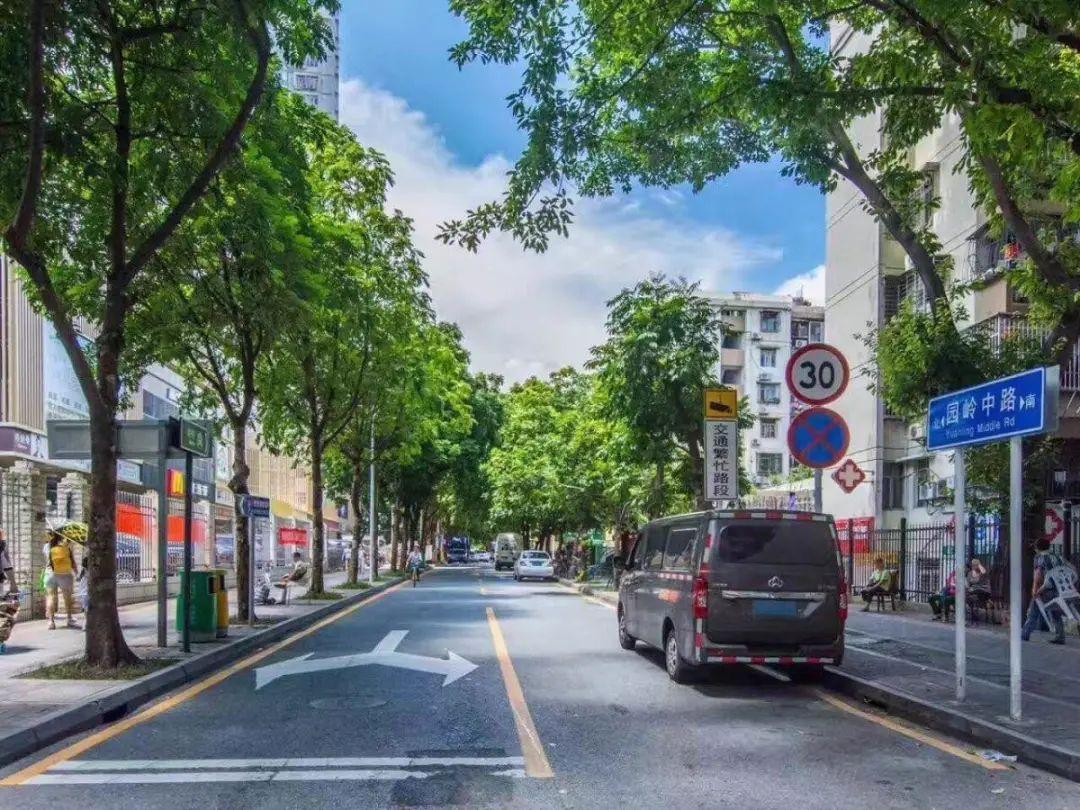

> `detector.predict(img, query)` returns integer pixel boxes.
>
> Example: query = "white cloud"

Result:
[340,79,783,382]
[774,264,825,305]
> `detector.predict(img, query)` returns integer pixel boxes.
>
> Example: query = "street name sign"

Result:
[926,366,1059,451]
[704,419,738,501]
[703,388,738,420]
[176,418,213,458]
[237,494,271,519]
[786,343,850,406]
[788,407,850,469]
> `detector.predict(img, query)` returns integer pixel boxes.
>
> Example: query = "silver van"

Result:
[616,509,847,682]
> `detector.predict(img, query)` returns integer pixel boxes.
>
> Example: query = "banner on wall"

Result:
[279,527,309,546]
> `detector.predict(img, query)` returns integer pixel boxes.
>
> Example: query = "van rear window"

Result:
[713,522,834,566]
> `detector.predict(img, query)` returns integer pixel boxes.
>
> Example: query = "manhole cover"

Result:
[308,696,388,710]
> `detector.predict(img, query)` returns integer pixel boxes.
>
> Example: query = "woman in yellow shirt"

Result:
[43,530,78,630]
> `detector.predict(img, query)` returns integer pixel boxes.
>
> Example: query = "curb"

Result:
[0,576,405,770]
[821,668,1080,782]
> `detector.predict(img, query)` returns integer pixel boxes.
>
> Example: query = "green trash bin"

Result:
[176,570,218,643]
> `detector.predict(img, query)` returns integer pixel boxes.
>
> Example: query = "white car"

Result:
[513,550,555,581]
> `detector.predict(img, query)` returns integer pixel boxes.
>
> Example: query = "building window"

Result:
[294,74,319,92]
[758,382,781,404]
[760,419,778,439]
[757,453,783,477]
[809,321,823,342]
[882,462,904,510]
[722,332,741,349]
[760,310,780,333]
[760,347,777,368]
[722,369,741,386]
[918,166,939,229]
[722,308,743,318]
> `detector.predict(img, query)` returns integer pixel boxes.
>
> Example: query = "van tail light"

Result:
[838,577,849,622]
[693,575,709,620]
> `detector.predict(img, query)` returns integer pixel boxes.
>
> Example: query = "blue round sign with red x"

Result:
[788,407,850,469]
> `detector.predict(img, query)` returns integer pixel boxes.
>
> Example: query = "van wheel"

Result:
[617,606,636,650]
[665,628,693,684]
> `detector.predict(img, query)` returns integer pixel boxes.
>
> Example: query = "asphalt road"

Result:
[2,566,1078,809]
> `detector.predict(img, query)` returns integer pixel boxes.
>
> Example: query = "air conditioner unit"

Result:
[793,339,808,348]
[749,333,762,342]
[909,423,925,441]
[918,483,937,502]
[750,439,760,447]
[757,372,773,382]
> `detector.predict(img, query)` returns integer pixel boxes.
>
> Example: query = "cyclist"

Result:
[406,545,424,586]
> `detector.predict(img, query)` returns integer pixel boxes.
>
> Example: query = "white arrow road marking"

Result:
[253,630,478,690]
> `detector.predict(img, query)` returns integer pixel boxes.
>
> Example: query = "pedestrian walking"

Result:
[1022,536,1076,645]
[0,528,15,595]
[43,528,79,630]
[860,557,892,610]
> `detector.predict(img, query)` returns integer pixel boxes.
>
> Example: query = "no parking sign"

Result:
[788,407,850,469]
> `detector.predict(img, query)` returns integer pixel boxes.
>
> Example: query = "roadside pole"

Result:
[953,449,966,701]
[156,469,168,647]
[248,512,256,627]
[182,450,193,655]
[1009,437,1023,719]
[368,414,376,585]
[813,469,823,512]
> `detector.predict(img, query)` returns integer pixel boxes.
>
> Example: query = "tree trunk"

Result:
[687,434,708,511]
[85,407,138,666]
[230,424,253,622]
[309,434,325,595]
[347,465,362,584]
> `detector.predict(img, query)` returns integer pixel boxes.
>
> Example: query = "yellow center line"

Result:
[485,607,554,779]
[813,688,1008,771]
[1,578,412,787]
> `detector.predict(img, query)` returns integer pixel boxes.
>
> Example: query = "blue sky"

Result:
[338,1,825,380]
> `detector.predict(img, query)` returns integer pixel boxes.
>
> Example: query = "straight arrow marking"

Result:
[254,631,478,690]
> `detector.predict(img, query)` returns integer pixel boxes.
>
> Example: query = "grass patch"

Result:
[20,657,178,681]
[338,581,372,590]
[298,590,344,601]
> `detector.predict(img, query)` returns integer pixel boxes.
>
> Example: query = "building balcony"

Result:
[970,313,1080,391]
[720,312,746,332]
[720,347,744,368]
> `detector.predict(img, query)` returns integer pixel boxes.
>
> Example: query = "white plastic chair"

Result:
[1036,565,1080,632]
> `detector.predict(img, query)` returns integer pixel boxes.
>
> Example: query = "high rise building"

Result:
[824,23,1080,532]
[281,11,340,120]
[709,292,824,489]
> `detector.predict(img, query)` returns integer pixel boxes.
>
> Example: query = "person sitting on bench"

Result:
[275,552,309,603]
[861,557,892,611]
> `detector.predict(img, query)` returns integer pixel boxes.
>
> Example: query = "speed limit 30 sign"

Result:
[785,343,850,406]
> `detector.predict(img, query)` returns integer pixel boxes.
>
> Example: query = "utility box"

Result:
[176,570,218,643]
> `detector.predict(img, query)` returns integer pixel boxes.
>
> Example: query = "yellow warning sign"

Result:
[704,388,738,420]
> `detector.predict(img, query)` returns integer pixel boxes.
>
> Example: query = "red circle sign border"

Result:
[787,406,851,469]
[785,342,851,406]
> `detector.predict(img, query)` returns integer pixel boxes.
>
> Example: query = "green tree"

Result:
[142,90,318,621]
[0,0,332,666]
[589,274,724,510]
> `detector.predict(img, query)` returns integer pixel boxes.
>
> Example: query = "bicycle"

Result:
[410,565,421,587]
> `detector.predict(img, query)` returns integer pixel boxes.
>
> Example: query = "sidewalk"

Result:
[1,569,364,759]
[836,609,1080,779]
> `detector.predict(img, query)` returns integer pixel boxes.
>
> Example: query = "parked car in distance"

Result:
[514,550,555,581]
[616,510,846,683]
[473,550,491,563]
[494,533,521,571]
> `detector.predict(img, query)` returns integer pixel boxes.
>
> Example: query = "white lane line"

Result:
[53,755,526,772]
[27,770,427,786]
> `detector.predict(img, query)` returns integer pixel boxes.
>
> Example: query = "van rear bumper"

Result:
[697,639,843,667]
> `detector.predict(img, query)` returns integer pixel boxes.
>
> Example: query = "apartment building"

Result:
[824,25,1080,531]
[710,292,824,488]
[280,11,340,120]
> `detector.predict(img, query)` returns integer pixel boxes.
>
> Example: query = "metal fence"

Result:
[838,516,1010,605]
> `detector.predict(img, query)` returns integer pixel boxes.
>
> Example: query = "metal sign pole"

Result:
[156,459,168,648]
[954,448,967,701]
[368,414,376,585]
[1009,437,1023,720]
[182,451,193,654]
[813,469,823,512]
[248,507,256,627]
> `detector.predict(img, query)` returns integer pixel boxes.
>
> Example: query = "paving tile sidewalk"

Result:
[1,569,355,742]
[837,610,1080,778]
